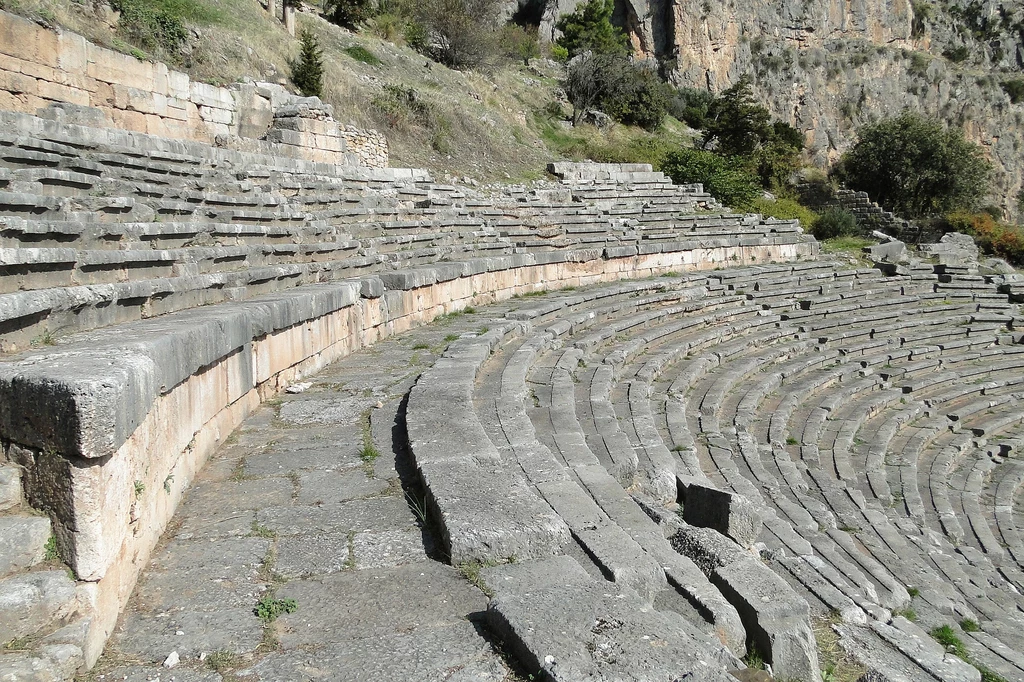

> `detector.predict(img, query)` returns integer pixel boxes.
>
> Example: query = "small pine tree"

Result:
[555,0,629,59]
[291,29,325,99]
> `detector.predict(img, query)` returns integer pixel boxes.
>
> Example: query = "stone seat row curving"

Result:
[0,110,822,679]
[403,261,1024,682]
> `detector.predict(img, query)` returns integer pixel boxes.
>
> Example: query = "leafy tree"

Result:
[701,76,774,156]
[699,76,803,191]
[290,29,325,98]
[324,0,373,27]
[500,24,541,65]
[836,111,992,218]
[555,0,629,58]
[562,53,665,129]
[661,148,760,208]
[665,86,714,128]
[413,0,502,69]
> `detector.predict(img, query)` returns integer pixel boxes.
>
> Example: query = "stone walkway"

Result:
[89,307,520,682]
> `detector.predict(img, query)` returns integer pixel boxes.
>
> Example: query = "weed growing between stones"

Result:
[250,521,276,539]
[405,489,429,524]
[742,645,767,671]
[457,560,499,597]
[229,458,247,482]
[359,409,380,472]
[205,650,240,672]
[43,535,60,562]
[930,624,968,658]
[895,608,917,622]
[254,596,297,623]
[960,618,980,633]
[929,624,1007,681]
[444,333,460,342]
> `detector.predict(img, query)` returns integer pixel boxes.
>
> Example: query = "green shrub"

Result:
[1002,79,1024,104]
[599,61,666,130]
[942,45,970,62]
[563,54,665,130]
[812,207,858,240]
[699,76,803,191]
[291,29,325,98]
[661,148,760,209]
[403,19,429,52]
[836,111,992,218]
[665,86,714,129]
[370,12,404,40]
[344,45,382,66]
[325,0,374,27]
[749,197,818,228]
[554,0,629,58]
[109,0,220,55]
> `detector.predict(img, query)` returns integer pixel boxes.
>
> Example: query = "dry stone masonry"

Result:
[0,10,388,167]
[1,17,1024,682]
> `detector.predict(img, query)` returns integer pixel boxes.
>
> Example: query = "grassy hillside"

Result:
[0,0,693,179]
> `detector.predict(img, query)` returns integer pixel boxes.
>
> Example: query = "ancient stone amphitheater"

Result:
[3,13,1024,682]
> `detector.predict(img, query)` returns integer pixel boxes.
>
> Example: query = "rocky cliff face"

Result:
[538,0,1024,220]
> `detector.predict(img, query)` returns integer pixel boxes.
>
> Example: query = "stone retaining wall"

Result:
[0,10,389,167]
[0,239,813,666]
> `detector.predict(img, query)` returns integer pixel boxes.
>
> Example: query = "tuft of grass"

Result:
[405,490,428,524]
[444,333,460,342]
[205,650,240,672]
[959,618,980,633]
[412,342,430,350]
[254,596,297,623]
[743,646,767,671]
[458,560,498,597]
[907,586,920,597]
[250,521,277,539]
[930,625,968,659]
[821,236,874,254]
[895,608,917,622]
[786,436,799,445]
[344,45,382,66]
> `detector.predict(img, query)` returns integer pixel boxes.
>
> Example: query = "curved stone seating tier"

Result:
[398,262,1024,682]
[0,112,822,676]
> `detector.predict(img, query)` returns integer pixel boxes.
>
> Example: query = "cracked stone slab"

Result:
[250,621,506,682]
[274,531,351,579]
[481,556,737,682]
[274,561,487,649]
[277,397,374,425]
[257,496,418,536]
[295,469,389,505]
[133,537,270,612]
[351,528,433,569]
[114,608,264,663]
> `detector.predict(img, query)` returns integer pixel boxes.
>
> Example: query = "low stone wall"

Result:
[0,10,389,167]
[339,126,389,169]
[0,238,814,667]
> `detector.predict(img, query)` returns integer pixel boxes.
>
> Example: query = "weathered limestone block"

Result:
[0,570,78,644]
[482,556,738,682]
[672,526,821,682]
[679,477,763,548]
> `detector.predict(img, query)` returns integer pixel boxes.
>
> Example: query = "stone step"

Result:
[0,514,51,578]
